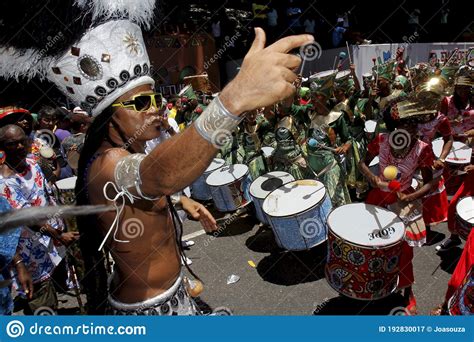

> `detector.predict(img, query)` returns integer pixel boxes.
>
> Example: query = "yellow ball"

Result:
[383,166,398,180]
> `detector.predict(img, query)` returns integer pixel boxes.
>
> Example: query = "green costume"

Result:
[271,127,313,180]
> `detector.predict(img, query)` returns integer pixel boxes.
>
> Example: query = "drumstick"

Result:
[332,55,339,71]
[346,41,352,65]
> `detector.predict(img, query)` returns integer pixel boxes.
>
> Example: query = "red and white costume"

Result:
[440,95,474,138]
[417,113,451,225]
[365,133,435,288]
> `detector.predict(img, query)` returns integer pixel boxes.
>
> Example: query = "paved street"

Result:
[14,204,463,316]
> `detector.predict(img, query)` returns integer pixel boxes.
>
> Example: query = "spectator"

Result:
[408,8,421,34]
[267,6,278,42]
[286,0,303,34]
[54,107,72,143]
[303,15,316,34]
[0,124,78,314]
[0,196,26,315]
[61,114,91,173]
[332,18,347,47]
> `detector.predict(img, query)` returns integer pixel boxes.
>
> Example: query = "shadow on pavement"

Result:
[312,292,407,315]
[257,244,327,285]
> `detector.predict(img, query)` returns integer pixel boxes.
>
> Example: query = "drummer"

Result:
[417,93,454,241]
[439,65,474,140]
[359,99,438,314]
[438,159,474,252]
[289,71,352,207]
[333,65,370,198]
[271,127,313,180]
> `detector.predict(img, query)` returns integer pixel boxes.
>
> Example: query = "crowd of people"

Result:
[0,0,473,317]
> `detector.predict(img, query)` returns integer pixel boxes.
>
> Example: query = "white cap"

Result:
[47,20,154,117]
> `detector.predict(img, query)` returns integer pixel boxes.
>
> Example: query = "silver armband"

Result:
[194,96,243,147]
[114,153,160,201]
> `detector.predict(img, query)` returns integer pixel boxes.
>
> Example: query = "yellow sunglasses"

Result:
[112,93,164,112]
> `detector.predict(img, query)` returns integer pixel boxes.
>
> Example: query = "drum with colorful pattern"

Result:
[456,197,474,241]
[326,203,405,300]
[448,265,474,315]
[262,179,332,251]
[206,164,251,212]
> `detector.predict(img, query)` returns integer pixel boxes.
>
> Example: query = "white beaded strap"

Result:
[97,154,161,251]
[194,96,243,147]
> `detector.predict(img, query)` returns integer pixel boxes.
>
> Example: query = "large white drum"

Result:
[249,172,295,226]
[432,138,472,166]
[56,176,77,205]
[262,179,332,251]
[456,196,474,240]
[326,203,405,300]
[206,164,251,212]
[191,158,225,201]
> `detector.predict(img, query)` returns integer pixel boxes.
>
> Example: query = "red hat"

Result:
[0,106,30,121]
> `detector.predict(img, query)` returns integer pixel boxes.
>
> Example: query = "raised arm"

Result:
[139,29,313,196]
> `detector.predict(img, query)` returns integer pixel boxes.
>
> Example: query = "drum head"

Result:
[56,176,78,190]
[432,138,472,164]
[364,120,377,133]
[456,197,474,224]
[310,70,337,81]
[369,155,379,168]
[335,70,351,80]
[206,158,225,173]
[262,179,326,217]
[261,146,274,158]
[206,164,248,186]
[327,203,405,247]
[249,172,295,199]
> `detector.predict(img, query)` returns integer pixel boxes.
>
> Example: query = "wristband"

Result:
[194,96,243,147]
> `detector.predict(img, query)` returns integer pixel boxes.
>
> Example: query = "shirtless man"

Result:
[73,27,313,315]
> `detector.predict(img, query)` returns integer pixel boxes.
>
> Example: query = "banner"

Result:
[352,42,474,83]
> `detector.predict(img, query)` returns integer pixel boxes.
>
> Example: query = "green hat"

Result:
[309,70,337,98]
[394,75,409,90]
[440,65,459,86]
[354,98,369,118]
[299,87,310,98]
[372,61,395,81]
[178,84,197,100]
